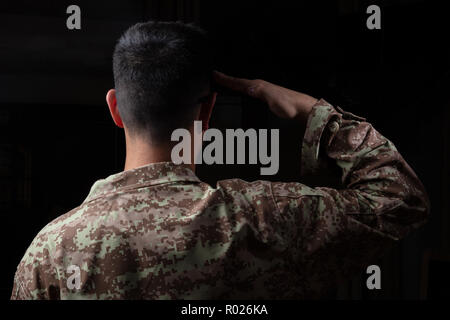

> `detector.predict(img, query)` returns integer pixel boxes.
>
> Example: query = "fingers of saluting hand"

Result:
[213,71,265,100]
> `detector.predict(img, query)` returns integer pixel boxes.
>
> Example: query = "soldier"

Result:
[11,21,429,299]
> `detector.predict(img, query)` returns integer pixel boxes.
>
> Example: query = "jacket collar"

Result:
[83,162,200,204]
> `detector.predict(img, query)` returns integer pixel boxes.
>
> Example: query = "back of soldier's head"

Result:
[113,21,213,143]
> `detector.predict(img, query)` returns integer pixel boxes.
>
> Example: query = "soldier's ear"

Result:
[198,92,217,131]
[106,89,124,128]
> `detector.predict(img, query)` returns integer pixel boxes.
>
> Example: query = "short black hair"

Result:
[113,21,213,142]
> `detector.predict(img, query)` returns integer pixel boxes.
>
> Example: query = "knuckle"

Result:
[253,79,265,86]
[248,80,265,95]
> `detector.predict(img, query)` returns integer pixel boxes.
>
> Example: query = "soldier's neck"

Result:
[123,136,195,172]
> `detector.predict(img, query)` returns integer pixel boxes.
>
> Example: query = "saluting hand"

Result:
[213,71,318,124]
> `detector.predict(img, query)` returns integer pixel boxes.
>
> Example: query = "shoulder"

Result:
[216,178,274,203]
[13,205,86,299]
[29,204,86,251]
[216,178,324,199]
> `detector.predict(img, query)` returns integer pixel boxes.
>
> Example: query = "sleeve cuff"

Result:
[300,99,341,177]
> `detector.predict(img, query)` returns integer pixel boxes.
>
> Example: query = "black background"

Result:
[0,0,449,300]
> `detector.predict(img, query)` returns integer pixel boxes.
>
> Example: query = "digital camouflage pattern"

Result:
[11,100,429,299]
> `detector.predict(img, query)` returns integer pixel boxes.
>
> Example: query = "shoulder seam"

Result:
[268,182,283,216]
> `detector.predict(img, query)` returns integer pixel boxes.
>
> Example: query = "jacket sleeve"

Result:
[10,275,32,300]
[269,99,429,284]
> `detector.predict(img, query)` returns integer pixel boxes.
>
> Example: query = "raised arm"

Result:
[214,72,430,290]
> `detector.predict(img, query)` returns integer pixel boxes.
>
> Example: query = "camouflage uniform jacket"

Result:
[11,100,429,299]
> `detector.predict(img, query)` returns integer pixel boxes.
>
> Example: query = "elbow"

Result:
[397,181,430,229]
